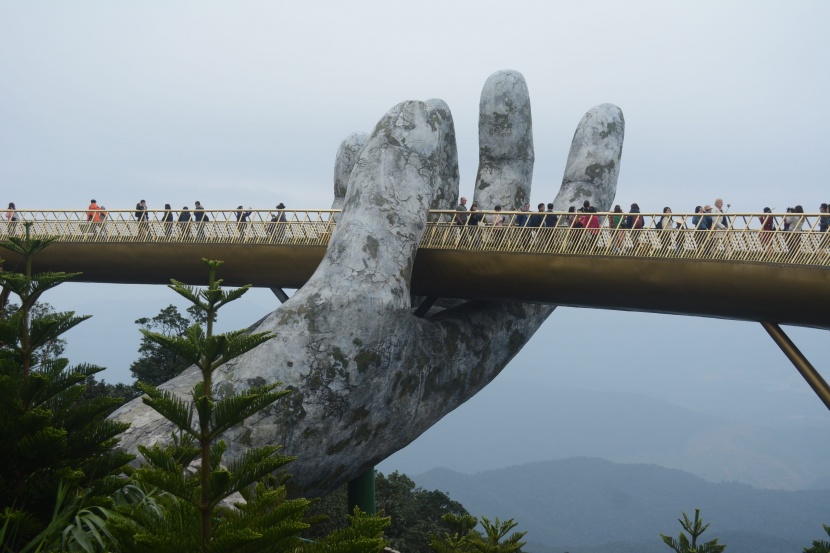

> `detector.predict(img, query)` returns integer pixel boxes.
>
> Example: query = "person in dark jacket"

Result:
[528,203,547,227]
[162,203,175,238]
[178,206,192,239]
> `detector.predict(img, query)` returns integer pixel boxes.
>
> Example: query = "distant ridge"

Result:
[381,381,830,490]
[413,457,830,552]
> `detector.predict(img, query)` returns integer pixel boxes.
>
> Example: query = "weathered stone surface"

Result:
[474,70,534,210]
[111,74,625,498]
[425,98,459,210]
[553,104,625,212]
[332,132,369,209]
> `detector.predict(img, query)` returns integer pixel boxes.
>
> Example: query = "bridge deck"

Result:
[1,210,828,330]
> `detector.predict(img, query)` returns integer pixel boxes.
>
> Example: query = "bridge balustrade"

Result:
[1,210,828,268]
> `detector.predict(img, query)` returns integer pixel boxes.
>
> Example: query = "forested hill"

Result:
[414,458,830,553]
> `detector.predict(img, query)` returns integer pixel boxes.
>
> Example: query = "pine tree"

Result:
[660,508,726,553]
[429,514,526,553]
[0,223,133,549]
[429,513,480,553]
[130,304,205,385]
[804,524,830,553]
[108,259,390,553]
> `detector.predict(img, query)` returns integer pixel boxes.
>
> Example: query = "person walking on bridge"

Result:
[193,201,207,241]
[545,203,558,227]
[268,203,288,241]
[712,198,728,230]
[134,199,149,239]
[626,203,644,252]
[161,203,175,239]
[528,203,546,228]
[5,202,18,235]
[235,206,253,238]
[178,206,192,240]
[516,202,531,227]
[86,199,103,237]
[453,196,468,225]
[759,207,775,248]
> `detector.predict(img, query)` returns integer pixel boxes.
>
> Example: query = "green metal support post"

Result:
[347,466,376,515]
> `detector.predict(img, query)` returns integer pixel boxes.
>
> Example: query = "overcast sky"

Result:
[2,1,829,477]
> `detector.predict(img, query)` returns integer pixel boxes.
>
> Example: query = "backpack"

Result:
[135,204,142,219]
[633,214,644,229]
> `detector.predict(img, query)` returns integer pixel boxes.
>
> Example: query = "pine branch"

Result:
[138,385,196,438]
[208,386,289,439]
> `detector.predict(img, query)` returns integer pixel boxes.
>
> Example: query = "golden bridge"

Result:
[2,209,830,408]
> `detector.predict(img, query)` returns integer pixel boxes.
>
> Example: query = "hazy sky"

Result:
[2,1,829,478]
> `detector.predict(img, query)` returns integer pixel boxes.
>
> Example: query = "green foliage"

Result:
[804,524,830,553]
[660,509,726,553]
[130,304,203,386]
[303,508,389,553]
[2,302,67,365]
[473,517,526,553]
[0,480,100,553]
[0,227,132,550]
[429,514,526,553]
[116,259,388,553]
[82,375,140,404]
[428,513,479,553]
[305,471,470,553]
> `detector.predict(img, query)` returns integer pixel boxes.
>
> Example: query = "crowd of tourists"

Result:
[2,200,291,240]
[451,197,830,233]
[4,198,830,240]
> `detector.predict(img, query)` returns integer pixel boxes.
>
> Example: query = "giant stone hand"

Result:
[112,70,624,497]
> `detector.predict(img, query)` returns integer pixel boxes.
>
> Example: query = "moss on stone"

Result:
[397,373,419,398]
[585,160,616,183]
[600,121,618,139]
[348,405,370,424]
[363,236,379,259]
[354,350,382,374]
[354,422,372,443]
[238,428,253,446]
[327,437,351,455]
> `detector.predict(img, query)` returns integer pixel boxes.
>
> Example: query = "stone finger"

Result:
[301,100,447,310]
[553,104,625,211]
[425,98,460,211]
[473,69,534,211]
[332,132,369,210]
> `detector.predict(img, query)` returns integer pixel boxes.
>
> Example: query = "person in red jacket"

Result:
[86,199,105,237]
[87,199,102,222]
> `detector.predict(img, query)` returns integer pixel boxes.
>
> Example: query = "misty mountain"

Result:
[413,458,830,552]
[380,380,830,490]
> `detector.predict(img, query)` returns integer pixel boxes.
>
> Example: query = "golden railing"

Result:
[0,210,338,246]
[2,209,829,268]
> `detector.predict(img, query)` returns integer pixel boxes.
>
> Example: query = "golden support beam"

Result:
[761,321,830,411]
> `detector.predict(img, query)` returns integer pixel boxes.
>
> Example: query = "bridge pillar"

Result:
[270,287,290,304]
[347,467,376,515]
[761,322,830,411]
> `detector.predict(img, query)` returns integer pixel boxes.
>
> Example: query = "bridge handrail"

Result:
[2,210,829,268]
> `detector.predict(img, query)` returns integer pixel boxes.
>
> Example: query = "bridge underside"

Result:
[2,242,828,330]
